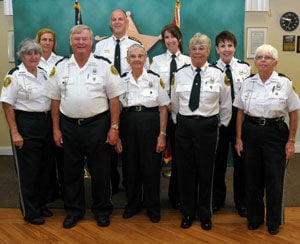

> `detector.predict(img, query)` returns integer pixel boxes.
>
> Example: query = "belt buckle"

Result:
[136,105,142,112]
[78,118,84,125]
[259,118,266,126]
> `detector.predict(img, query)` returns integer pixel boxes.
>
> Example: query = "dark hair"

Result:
[215,30,237,47]
[161,23,183,53]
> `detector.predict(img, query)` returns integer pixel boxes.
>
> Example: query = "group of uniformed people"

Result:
[1,8,299,236]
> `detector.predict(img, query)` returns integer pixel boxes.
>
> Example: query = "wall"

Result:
[0,1,14,154]
[1,0,300,153]
[245,0,300,151]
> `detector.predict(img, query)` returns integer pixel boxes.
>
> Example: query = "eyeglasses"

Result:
[128,54,146,59]
[255,55,275,61]
[190,46,207,53]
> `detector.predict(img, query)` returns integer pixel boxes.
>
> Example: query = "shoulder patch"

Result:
[128,36,142,44]
[147,69,160,77]
[110,65,119,76]
[49,66,56,78]
[209,63,223,72]
[159,78,165,89]
[177,63,190,72]
[3,76,12,88]
[94,55,112,64]
[237,60,250,66]
[55,56,70,66]
[121,72,129,78]
[8,67,19,75]
[97,36,110,42]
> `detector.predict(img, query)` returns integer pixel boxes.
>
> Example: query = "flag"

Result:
[173,0,181,28]
[74,0,82,25]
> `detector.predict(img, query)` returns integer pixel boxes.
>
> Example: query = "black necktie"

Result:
[170,54,177,84]
[169,54,177,96]
[114,39,121,74]
[189,68,201,112]
[225,64,234,101]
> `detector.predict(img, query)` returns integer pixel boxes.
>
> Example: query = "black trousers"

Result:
[14,111,54,220]
[242,119,288,228]
[213,107,246,208]
[120,110,161,217]
[61,112,113,217]
[176,114,218,221]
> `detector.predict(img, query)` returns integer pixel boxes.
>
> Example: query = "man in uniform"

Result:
[95,9,149,194]
[47,25,125,228]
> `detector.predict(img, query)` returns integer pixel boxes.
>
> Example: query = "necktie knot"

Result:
[116,39,120,44]
[171,54,176,59]
[196,68,201,74]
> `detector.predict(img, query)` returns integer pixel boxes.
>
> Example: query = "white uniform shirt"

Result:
[233,71,300,118]
[120,69,170,108]
[150,50,191,95]
[39,52,63,75]
[0,63,51,112]
[47,53,125,118]
[215,57,250,98]
[171,62,232,126]
[94,35,149,74]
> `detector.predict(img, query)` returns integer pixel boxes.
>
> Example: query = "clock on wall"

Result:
[280,12,299,31]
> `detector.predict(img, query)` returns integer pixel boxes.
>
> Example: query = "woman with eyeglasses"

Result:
[171,33,232,230]
[234,44,300,235]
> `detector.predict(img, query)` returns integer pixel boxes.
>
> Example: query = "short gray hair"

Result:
[126,43,147,57]
[255,44,278,61]
[17,38,42,58]
[189,32,211,50]
[69,24,94,41]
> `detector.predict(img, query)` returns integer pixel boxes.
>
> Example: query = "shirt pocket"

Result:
[85,76,105,97]
[268,91,287,112]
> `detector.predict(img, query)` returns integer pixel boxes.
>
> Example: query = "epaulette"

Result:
[97,36,110,42]
[55,55,70,66]
[278,73,291,81]
[94,55,112,64]
[248,74,255,78]
[237,60,250,66]
[211,61,218,66]
[209,63,223,72]
[128,36,142,45]
[8,67,19,75]
[38,66,47,72]
[147,69,160,77]
[121,72,129,78]
[177,63,190,72]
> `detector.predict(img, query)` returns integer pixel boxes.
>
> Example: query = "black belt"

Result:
[61,111,108,126]
[178,113,218,120]
[245,115,284,126]
[123,106,158,112]
[15,110,50,118]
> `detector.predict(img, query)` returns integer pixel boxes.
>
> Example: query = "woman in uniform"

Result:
[234,44,300,235]
[117,44,170,223]
[36,28,62,74]
[0,39,55,225]
[150,23,190,210]
[171,33,232,230]
[36,28,63,204]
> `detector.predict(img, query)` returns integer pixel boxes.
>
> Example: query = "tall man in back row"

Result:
[95,9,149,193]
[47,25,125,228]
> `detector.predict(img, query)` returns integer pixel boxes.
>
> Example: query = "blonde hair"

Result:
[189,32,211,50]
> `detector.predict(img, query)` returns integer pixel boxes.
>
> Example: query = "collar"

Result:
[167,50,181,59]
[112,35,127,43]
[191,62,209,73]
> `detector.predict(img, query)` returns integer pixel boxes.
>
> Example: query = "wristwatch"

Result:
[111,124,119,130]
